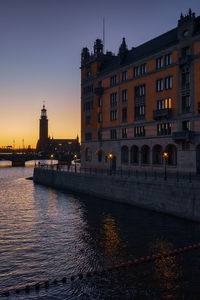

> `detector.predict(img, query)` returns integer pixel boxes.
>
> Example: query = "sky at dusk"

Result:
[0,0,199,148]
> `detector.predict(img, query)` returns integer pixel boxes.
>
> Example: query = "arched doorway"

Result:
[152,144,163,165]
[141,145,150,164]
[121,146,129,164]
[166,144,177,166]
[130,146,139,164]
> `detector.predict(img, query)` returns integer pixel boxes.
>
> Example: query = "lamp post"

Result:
[50,154,54,169]
[162,152,168,180]
[108,153,113,175]
[74,154,77,173]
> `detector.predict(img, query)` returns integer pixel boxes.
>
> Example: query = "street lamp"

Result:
[162,152,168,180]
[108,153,113,175]
[50,154,54,168]
[74,154,77,173]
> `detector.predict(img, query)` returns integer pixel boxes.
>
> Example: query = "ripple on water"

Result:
[1,167,200,299]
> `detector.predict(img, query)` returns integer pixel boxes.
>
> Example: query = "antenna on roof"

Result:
[103,16,105,53]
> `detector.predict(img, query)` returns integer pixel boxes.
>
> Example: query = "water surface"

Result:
[0,166,200,299]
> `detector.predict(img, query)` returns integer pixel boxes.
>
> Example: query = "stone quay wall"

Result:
[33,167,200,222]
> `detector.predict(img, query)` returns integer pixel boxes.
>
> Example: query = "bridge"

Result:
[0,152,75,167]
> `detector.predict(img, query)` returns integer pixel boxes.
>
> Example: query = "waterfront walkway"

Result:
[38,164,200,185]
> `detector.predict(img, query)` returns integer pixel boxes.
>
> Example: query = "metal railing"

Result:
[35,164,200,184]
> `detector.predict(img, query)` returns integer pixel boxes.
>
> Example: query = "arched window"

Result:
[85,148,92,162]
[141,145,150,164]
[130,146,139,164]
[152,144,163,164]
[166,144,177,165]
[121,146,129,164]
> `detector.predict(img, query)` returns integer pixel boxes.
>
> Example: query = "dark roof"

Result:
[49,139,78,144]
[100,28,178,74]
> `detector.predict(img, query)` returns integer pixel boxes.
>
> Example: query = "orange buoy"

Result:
[35,283,40,289]
[146,256,151,262]
[173,249,179,254]
[121,263,127,267]
[25,285,30,292]
[62,277,67,283]
[134,259,139,264]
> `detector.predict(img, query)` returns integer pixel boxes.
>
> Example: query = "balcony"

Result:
[153,108,172,120]
[95,87,104,96]
[172,130,194,143]
[179,55,191,66]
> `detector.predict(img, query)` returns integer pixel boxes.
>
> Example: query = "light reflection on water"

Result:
[0,167,200,299]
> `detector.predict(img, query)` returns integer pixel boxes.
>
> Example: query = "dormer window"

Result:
[183,30,189,37]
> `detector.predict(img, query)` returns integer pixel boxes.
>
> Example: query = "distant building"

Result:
[81,9,200,173]
[36,105,80,155]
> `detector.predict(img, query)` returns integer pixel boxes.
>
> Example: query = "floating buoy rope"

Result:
[2,243,200,297]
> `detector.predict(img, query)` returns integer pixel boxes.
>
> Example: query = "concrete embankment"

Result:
[33,167,200,222]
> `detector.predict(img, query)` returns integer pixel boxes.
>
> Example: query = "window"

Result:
[98,112,102,123]
[83,85,93,95]
[85,115,91,125]
[165,53,172,66]
[110,129,117,139]
[135,105,145,120]
[84,100,93,111]
[156,56,163,69]
[135,84,145,97]
[134,126,145,137]
[157,98,172,110]
[85,148,92,161]
[122,108,127,123]
[157,123,171,135]
[110,75,117,86]
[85,132,92,140]
[181,67,190,89]
[182,47,190,57]
[165,76,172,89]
[122,128,127,138]
[140,63,146,75]
[182,120,190,131]
[122,71,127,81]
[98,97,102,107]
[134,66,139,77]
[110,93,117,107]
[122,89,127,102]
[156,79,163,92]
[182,95,190,112]
[110,110,117,121]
